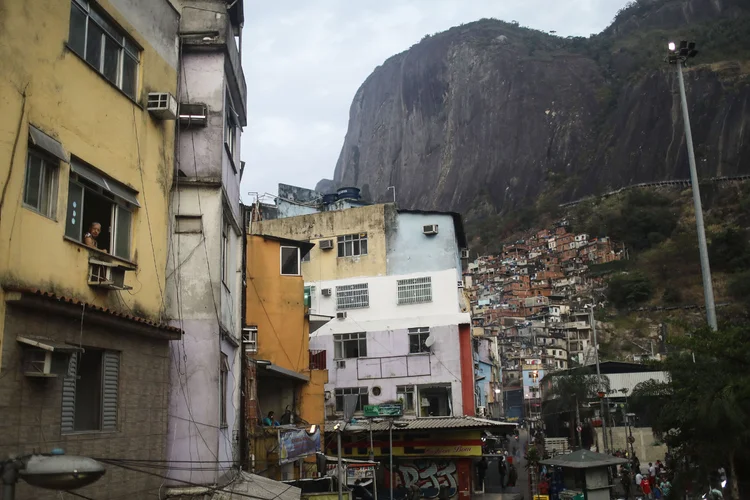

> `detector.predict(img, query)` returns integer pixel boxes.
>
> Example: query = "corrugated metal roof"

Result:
[326,416,517,433]
[540,449,627,469]
[212,472,301,500]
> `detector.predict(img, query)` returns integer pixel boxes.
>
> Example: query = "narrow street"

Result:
[477,430,530,500]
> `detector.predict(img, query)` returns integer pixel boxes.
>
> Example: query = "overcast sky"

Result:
[239,0,628,203]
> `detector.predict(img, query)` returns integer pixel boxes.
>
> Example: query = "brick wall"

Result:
[0,305,172,499]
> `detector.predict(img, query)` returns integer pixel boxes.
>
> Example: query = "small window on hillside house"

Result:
[336,283,369,309]
[224,91,237,161]
[337,233,367,257]
[397,276,432,305]
[397,385,415,412]
[409,327,431,354]
[23,149,59,219]
[334,332,367,359]
[65,159,138,259]
[68,0,140,99]
[281,246,300,275]
[335,387,368,412]
[220,353,229,427]
[61,349,119,433]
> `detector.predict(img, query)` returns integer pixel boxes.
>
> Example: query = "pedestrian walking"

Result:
[621,469,632,499]
[507,463,518,488]
[648,462,656,490]
[497,457,507,489]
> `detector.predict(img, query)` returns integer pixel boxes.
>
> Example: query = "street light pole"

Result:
[336,425,343,500]
[668,40,718,331]
[389,420,394,500]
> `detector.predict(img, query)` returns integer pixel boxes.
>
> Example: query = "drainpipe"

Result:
[239,205,248,469]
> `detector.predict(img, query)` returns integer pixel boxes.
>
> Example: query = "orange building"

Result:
[244,234,330,480]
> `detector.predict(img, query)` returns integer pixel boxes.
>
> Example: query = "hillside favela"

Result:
[0,1,749,500]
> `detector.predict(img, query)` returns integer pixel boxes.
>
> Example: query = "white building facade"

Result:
[308,268,471,418]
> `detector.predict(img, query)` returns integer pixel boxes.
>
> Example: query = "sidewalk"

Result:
[472,493,522,500]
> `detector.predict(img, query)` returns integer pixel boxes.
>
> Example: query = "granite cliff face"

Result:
[319,0,750,217]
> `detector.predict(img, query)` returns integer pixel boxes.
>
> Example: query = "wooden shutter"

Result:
[61,353,78,433]
[101,350,120,431]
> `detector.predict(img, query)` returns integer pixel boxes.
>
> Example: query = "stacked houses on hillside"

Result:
[465,221,625,425]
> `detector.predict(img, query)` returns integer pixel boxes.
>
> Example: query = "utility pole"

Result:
[389,420,394,500]
[668,41,717,331]
[591,307,608,453]
[575,395,582,449]
[336,426,343,500]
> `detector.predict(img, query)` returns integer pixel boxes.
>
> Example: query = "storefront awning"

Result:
[261,363,310,382]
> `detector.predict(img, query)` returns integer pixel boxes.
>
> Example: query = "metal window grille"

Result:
[242,327,258,353]
[336,283,369,310]
[397,276,432,305]
[334,387,369,412]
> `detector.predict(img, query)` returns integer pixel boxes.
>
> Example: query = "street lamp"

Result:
[1,451,106,500]
[666,40,717,331]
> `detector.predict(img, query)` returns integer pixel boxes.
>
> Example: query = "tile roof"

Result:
[4,287,183,334]
[326,416,517,433]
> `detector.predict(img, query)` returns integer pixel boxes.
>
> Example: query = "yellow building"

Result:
[0,1,181,498]
[245,234,330,480]
[255,204,392,282]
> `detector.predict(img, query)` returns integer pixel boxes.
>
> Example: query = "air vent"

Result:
[336,311,347,320]
[423,224,438,235]
[322,288,332,297]
[372,386,382,396]
[147,93,177,120]
[319,239,334,250]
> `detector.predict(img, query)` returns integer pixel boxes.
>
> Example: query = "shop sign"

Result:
[279,427,320,464]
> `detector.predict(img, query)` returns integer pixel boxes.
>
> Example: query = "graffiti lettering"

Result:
[392,460,458,499]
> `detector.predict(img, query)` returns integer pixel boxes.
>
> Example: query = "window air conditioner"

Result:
[319,239,334,250]
[322,288,332,297]
[336,360,346,369]
[423,224,438,235]
[178,102,208,127]
[336,311,347,320]
[147,93,178,120]
[88,260,132,291]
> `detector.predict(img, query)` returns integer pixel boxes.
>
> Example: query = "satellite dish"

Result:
[424,335,436,348]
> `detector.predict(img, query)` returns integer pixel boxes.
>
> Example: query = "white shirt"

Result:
[636,473,643,485]
[649,465,656,477]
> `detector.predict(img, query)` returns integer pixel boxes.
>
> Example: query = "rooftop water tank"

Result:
[337,187,361,200]
[322,193,338,205]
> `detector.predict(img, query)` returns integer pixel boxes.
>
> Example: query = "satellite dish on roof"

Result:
[424,335,436,348]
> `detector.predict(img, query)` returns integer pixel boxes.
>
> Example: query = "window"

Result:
[336,283,369,310]
[397,276,432,305]
[221,221,230,284]
[65,158,138,260]
[337,233,367,257]
[68,0,140,99]
[224,91,237,161]
[397,385,415,412]
[409,327,430,354]
[23,149,58,219]
[334,332,367,359]
[220,353,229,427]
[242,326,258,353]
[335,387,368,412]
[61,349,119,433]
[280,246,300,276]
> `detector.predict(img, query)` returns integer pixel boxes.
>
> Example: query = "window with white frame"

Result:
[336,283,369,309]
[23,149,59,219]
[397,276,432,305]
[220,353,229,427]
[68,0,140,99]
[333,332,367,359]
[337,233,367,257]
[65,158,138,260]
[280,246,300,275]
[397,385,415,412]
[335,387,368,412]
[408,327,430,354]
[242,326,258,353]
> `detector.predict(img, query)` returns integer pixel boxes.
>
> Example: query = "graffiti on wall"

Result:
[392,460,458,498]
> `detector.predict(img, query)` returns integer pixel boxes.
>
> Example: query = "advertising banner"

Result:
[279,427,320,464]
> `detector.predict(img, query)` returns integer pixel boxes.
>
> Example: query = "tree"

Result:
[607,272,653,308]
[542,370,609,447]
[631,324,750,500]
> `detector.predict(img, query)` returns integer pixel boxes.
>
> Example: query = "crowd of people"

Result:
[617,454,672,500]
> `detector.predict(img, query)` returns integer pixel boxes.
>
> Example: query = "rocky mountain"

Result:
[318,0,750,219]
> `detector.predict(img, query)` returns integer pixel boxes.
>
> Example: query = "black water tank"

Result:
[322,193,338,204]
[337,187,361,200]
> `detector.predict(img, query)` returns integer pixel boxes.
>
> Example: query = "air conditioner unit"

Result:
[336,360,346,369]
[477,406,487,417]
[457,280,464,289]
[17,336,81,378]
[147,92,178,120]
[88,261,132,290]
[178,102,208,127]
[336,312,347,320]
[461,249,470,259]
[423,224,439,235]
[319,239,334,250]
[322,288,332,297]
[242,327,258,353]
